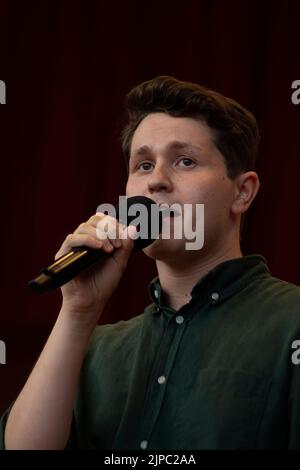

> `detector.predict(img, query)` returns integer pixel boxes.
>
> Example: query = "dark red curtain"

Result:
[1,0,299,412]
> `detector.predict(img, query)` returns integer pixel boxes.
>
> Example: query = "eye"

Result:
[137,161,153,172]
[177,157,195,167]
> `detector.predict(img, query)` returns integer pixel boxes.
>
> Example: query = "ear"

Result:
[231,171,260,215]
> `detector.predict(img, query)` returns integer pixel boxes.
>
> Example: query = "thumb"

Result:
[112,224,137,270]
[122,224,138,249]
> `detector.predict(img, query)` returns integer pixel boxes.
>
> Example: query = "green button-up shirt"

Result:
[1,255,300,449]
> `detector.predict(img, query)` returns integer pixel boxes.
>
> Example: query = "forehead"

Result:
[130,113,215,156]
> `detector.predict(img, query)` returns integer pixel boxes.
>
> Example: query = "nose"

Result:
[147,162,173,194]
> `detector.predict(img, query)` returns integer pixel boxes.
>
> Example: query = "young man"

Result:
[1,76,300,450]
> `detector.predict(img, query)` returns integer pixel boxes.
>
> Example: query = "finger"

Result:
[119,225,137,249]
[74,222,98,236]
[55,233,114,260]
[94,216,125,244]
[87,212,116,227]
[75,220,122,249]
[88,213,124,235]
[110,226,137,271]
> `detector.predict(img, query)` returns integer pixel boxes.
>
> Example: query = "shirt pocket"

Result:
[176,368,272,449]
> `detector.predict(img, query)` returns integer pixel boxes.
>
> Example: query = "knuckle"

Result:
[88,214,101,224]
[94,212,105,221]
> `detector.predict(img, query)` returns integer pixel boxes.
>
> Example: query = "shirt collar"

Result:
[148,255,270,313]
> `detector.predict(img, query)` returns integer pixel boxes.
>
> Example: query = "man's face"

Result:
[125,112,238,260]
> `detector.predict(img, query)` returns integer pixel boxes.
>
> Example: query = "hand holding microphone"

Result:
[27,196,161,320]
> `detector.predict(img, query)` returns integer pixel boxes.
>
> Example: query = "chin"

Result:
[143,238,189,261]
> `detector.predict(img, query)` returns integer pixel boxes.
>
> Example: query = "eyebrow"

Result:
[132,140,203,157]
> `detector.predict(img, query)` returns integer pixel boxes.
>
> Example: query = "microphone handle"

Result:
[27,246,110,295]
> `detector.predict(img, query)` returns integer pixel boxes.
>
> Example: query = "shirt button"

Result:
[157,375,166,384]
[175,315,184,324]
[140,440,148,449]
[154,289,159,299]
[211,292,220,301]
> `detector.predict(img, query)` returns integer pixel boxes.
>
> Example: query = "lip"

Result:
[146,198,182,217]
[152,200,175,208]
[157,202,181,217]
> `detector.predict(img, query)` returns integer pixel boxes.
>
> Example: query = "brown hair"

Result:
[120,76,260,179]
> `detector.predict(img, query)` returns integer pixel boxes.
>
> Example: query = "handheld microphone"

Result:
[27,196,162,295]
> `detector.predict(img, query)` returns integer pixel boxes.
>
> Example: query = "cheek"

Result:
[200,179,234,216]
[125,183,130,196]
[125,178,136,197]
[126,175,148,197]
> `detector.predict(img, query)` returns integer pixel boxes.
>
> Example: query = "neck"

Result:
[156,244,242,311]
